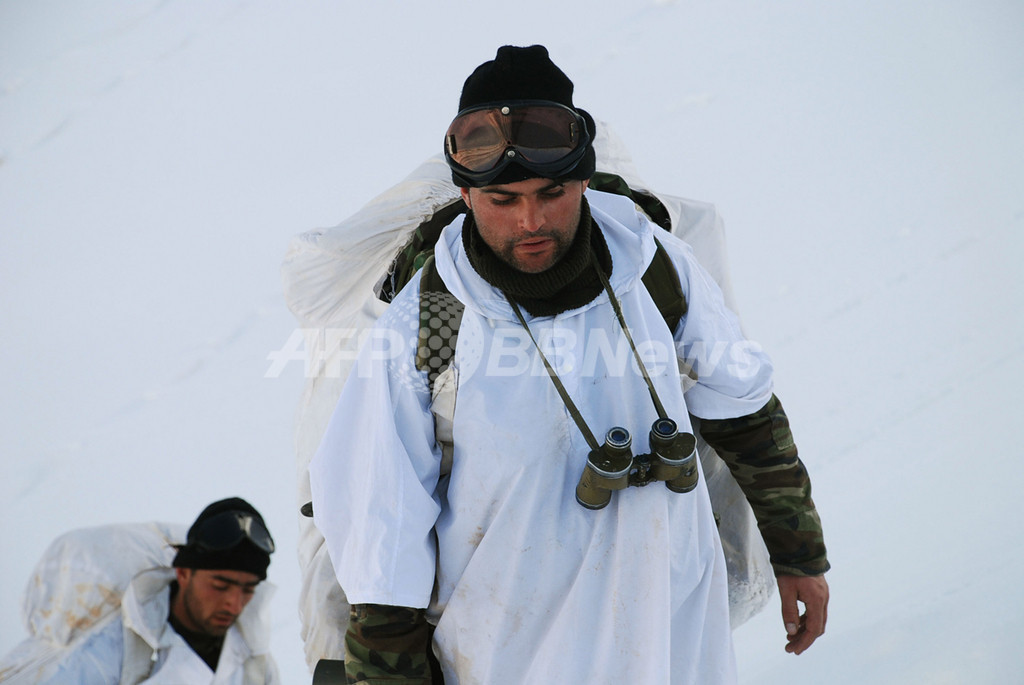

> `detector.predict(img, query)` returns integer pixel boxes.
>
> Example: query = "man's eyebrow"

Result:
[480,181,566,196]
[211,575,260,589]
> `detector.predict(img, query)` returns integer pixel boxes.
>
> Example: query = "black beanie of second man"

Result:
[453,45,596,187]
[172,497,273,580]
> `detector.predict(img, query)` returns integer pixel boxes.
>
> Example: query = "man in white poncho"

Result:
[309,45,830,684]
[0,498,279,685]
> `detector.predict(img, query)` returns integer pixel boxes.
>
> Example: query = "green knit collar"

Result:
[462,196,613,317]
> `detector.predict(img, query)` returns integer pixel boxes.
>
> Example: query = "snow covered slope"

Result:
[2,1,1021,682]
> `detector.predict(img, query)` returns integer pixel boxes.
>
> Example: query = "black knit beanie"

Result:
[172,497,273,580]
[452,45,596,187]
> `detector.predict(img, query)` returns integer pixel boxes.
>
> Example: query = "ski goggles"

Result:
[444,101,590,186]
[187,510,276,554]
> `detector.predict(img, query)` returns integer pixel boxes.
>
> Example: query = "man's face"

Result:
[172,568,260,637]
[461,177,588,274]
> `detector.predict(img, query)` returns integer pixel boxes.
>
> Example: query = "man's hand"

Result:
[777,574,829,654]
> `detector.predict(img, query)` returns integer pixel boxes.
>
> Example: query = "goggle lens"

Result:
[188,510,275,554]
[445,103,584,173]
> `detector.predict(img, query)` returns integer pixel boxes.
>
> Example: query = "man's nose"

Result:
[516,200,545,232]
[223,588,244,614]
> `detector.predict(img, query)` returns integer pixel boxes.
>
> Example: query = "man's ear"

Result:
[460,187,472,210]
[175,567,192,586]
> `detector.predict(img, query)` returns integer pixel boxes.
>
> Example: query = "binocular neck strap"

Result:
[503,250,671,450]
[592,261,669,420]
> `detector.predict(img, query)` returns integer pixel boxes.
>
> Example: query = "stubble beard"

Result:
[485,202,582,274]
[498,231,572,273]
[182,584,235,637]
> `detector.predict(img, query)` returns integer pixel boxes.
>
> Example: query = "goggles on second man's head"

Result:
[444,100,591,186]
[187,510,276,554]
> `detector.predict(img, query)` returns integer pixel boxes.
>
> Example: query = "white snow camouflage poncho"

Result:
[308,196,776,682]
[284,123,775,677]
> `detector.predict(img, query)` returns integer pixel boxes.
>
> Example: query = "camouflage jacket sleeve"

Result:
[696,394,830,576]
[344,604,434,684]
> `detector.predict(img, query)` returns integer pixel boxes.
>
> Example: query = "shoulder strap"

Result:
[414,238,685,389]
[414,254,464,387]
[643,236,687,333]
[380,199,467,304]
[588,172,673,230]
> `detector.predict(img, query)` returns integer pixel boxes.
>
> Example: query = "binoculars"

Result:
[575,419,699,510]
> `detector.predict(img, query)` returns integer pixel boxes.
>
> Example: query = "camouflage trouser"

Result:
[345,604,441,684]
[697,394,829,576]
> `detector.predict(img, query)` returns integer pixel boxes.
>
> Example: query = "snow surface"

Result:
[2,1,1022,683]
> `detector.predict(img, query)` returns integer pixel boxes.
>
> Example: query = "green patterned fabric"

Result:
[697,395,830,576]
[344,604,435,684]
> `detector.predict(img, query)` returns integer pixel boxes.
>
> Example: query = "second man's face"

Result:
[174,568,260,637]
[462,177,588,274]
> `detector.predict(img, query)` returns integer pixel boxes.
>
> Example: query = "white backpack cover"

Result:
[0,522,185,683]
[282,123,774,669]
